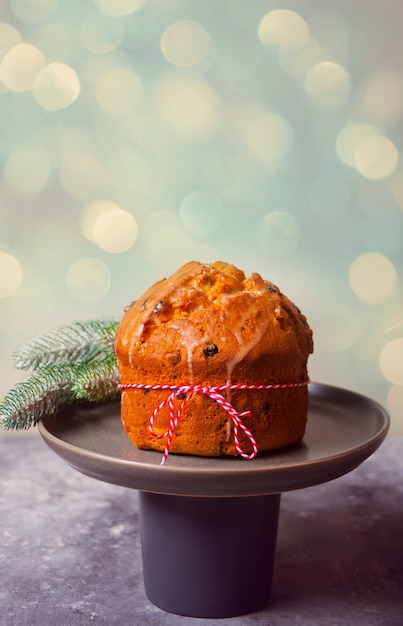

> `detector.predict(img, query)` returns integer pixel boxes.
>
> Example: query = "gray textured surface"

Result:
[1,432,402,625]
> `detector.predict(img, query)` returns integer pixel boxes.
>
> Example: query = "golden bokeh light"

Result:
[336,123,379,167]
[336,124,398,180]
[258,9,309,53]
[348,252,397,304]
[304,61,351,108]
[379,338,403,385]
[0,43,45,92]
[0,253,23,298]
[160,20,210,67]
[81,199,117,242]
[93,208,138,253]
[154,74,220,139]
[33,62,81,110]
[236,108,294,169]
[66,257,111,302]
[95,68,143,115]
[354,134,398,180]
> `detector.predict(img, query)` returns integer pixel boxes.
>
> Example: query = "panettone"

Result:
[114,261,313,459]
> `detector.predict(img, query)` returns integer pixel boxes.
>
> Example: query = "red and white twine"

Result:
[119,380,309,465]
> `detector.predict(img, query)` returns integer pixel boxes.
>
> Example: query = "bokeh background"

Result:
[1,0,402,432]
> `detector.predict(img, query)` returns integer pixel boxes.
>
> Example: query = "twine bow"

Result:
[119,381,309,465]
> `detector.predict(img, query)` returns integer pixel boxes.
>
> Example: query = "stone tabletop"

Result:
[1,431,402,626]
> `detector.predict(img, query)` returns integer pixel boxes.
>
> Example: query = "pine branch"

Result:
[0,366,76,431]
[13,318,119,370]
[73,356,120,403]
[1,317,122,431]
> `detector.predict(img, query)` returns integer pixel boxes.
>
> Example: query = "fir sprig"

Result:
[73,356,120,403]
[0,318,121,431]
[13,318,119,370]
[0,366,76,430]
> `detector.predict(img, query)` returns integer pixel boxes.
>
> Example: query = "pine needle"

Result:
[13,318,119,371]
[1,317,122,431]
[73,356,120,402]
[0,366,76,430]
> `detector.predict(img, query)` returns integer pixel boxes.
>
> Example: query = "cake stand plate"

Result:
[39,382,389,497]
[38,383,389,618]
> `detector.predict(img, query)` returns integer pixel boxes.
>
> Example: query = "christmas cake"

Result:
[114,261,313,459]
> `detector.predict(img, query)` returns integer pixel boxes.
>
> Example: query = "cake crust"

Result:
[115,261,313,457]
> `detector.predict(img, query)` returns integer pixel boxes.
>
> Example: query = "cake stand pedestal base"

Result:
[139,491,281,618]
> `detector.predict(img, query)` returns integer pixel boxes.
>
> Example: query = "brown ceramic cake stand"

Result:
[38,382,389,619]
